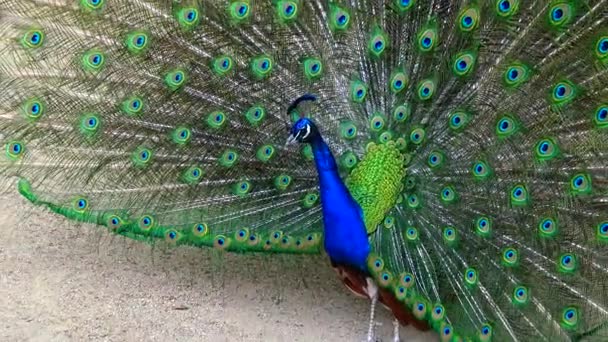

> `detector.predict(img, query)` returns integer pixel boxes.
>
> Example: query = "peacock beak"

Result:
[286,134,297,146]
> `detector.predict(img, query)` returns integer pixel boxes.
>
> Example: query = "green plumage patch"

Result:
[171,126,192,145]
[538,217,559,238]
[339,121,357,140]
[79,113,101,137]
[302,192,319,208]
[561,306,580,330]
[121,96,145,116]
[212,55,235,76]
[393,0,415,13]
[458,6,480,32]
[369,113,386,132]
[350,80,368,103]
[550,79,578,107]
[328,3,350,31]
[390,69,408,93]
[417,79,436,101]
[16,178,321,254]
[426,150,445,169]
[80,0,105,12]
[132,146,153,168]
[125,30,150,54]
[245,105,266,126]
[472,160,492,180]
[595,36,608,63]
[340,151,358,169]
[5,141,24,160]
[256,144,275,162]
[182,166,204,184]
[393,104,410,123]
[569,173,592,195]
[410,127,425,144]
[21,29,44,48]
[274,174,292,191]
[368,26,389,58]
[534,138,560,161]
[219,149,238,167]
[229,1,252,22]
[276,1,299,22]
[547,1,575,29]
[597,221,608,243]
[81,49,105,72]
[448,111,470,131]
[302,57,323,79]
[510,184,530,206]
[495,0,519,18]
[452,50,477,76]
[346,142,405,233]
[512,285,530,306]
[417,22,438,52]
[594,104,608,128]
[164,68,187,91]
[495,114,520,138]
[176,6,201,29]
[503,62,531,88]
[301,145,314,161]
[558,253,577,273]
[20,98,45,121]
[207,111,227,129]
[233,180,252,196]
[475,216,492,238]
[250,55,273,78]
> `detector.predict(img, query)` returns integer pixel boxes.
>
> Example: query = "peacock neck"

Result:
[310,135,338,172]
[307,134,371,272]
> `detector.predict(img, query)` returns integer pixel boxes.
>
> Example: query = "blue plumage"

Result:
[288,96,370,272]
[309,130,370,272]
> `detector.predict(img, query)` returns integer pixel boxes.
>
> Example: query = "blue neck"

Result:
[310,136,338,172]
[309,135,370,272]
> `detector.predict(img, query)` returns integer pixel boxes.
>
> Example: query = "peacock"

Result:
[1,0,607,340]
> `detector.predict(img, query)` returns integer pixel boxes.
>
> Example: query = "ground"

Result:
[0,194,438,342]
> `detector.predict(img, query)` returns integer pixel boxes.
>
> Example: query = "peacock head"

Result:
[287,117,319,144]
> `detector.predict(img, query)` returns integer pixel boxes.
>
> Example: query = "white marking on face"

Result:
[301,124,311,140]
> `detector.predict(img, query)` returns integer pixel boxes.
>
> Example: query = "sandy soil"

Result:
[0,194,438,342]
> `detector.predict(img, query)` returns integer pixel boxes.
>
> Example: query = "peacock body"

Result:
[0,0,607,340]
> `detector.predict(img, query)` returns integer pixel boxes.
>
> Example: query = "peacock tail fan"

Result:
[0,0,607,340]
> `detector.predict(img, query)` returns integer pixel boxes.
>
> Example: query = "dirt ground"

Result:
[0,194,438,342]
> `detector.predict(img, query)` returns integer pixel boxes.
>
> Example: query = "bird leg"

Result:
[366,277,379,342]
[393,318,401,342]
